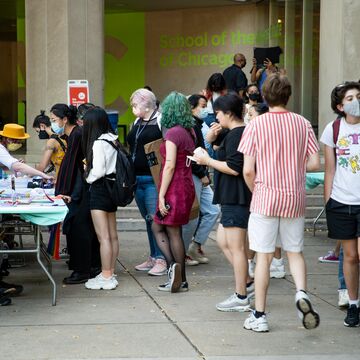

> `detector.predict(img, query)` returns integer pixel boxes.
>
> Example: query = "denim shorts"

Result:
[220,204,250,229]
[325,198,360,240]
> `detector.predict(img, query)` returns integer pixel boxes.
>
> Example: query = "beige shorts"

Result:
[248,213,305,253]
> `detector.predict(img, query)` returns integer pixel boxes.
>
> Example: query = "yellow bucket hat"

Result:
[0,123,30,139]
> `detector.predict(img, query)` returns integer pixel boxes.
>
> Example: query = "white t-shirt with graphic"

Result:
[320,117,360,205]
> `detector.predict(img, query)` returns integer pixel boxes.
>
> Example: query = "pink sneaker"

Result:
[135,257,155,271]
[318,250,339,263]
[148,258,167,276]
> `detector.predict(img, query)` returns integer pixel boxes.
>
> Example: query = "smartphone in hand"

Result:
[156,203,171,220]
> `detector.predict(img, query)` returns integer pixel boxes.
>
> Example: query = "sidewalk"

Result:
[0,230,358,360]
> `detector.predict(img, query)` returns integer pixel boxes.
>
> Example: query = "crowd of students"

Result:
[0,55,359,334]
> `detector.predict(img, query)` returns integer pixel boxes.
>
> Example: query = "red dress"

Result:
[154,125,195,226]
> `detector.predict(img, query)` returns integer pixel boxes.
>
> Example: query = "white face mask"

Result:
[198,108,209,120]
[343,99,360,118]
[51,122,64,135]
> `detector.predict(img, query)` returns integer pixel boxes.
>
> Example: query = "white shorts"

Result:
[248,213,305,253]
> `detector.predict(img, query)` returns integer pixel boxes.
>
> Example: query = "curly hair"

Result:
[160,92,194,129]
[331,81,360,116]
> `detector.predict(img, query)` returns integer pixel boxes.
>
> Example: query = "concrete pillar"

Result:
[300,0,313,121]
[318,0,360,136]
[284,0,295,110]
[25,0,104,160]
[268,0,278,47]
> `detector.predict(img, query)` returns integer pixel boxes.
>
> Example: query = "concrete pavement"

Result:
[0,229,358,360]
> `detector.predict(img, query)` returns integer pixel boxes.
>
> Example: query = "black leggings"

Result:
[152,223,186,282]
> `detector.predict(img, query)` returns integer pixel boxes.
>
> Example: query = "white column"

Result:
[318,0,360,136]
[25,0,104,161]
[300,0,313,121]
[284,0,295,110]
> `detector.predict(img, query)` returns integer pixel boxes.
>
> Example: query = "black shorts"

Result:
[220,204,250,229]
[89,178,117,213]
[325,198,360,240]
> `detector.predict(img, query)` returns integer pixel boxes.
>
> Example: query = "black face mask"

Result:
[38,130,49,140]
[248,93,261,101]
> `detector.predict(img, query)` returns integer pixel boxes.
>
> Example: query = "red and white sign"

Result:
[67,80,90,107]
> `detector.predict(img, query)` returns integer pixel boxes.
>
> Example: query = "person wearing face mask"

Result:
[32,110,67,181]
[51,103,101,285]
[320,81,360,328]
[202,73,227,128]
[182,94,220,266]
[0,124,51,306]
[243,84,262,124]
[0,123,52,180]
[76,103,95,127]
[223,53,248,98]
[127,88,167,276]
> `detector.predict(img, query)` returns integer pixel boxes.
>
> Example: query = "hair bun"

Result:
[40,110,45,116]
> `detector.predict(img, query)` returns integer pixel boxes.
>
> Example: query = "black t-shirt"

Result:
[126,115,162,176]
[213,126,252,205]
[223,64,248,93]
[192,116,207,179]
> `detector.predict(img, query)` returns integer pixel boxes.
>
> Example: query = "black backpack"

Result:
[100,139,137,207]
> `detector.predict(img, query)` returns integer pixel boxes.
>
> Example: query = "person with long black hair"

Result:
[53,103,101,285]
[32,110,67,180]
[82,107,119,290]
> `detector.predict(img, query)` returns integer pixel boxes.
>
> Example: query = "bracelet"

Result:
[207,158,211,167]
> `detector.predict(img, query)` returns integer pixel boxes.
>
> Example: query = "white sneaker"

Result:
[216,293,251,312]
[112,274,118,287]
[85,273,117,290]
[185,255,199,266]
[295,290,320,329]
[338,289,349,307]
[188,242,209,264]
[247,282,255,299]
[248,259,255,278]
[243,312,269,332]
[270,258,286,278]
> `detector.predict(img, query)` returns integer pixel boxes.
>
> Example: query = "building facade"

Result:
[0,0,359,159]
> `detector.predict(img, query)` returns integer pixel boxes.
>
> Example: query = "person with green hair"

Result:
[152,91,196,293]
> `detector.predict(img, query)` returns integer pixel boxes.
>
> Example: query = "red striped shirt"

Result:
[238,111,319,217]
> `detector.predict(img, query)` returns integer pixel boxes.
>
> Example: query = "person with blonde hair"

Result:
[127,88,167,276]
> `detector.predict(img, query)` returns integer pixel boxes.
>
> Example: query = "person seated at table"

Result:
[0,123,52,305]
[32,110,67,181]
[0,123,53,180]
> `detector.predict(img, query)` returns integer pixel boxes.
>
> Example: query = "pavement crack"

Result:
[117,258,206,360]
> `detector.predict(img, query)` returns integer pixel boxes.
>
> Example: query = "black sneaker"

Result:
[0,281,23,296]
[0,295,11,306]
[158,281,188,292]
[169,263,181,293]
[344,305,359,327]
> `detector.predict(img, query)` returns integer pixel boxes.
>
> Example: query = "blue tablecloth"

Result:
[306,172,324,190]
[0,202,68,226]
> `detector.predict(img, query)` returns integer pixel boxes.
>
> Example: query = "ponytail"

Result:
[50,103,78,125]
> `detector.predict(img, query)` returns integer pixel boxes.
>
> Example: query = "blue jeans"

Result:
[338,246,346,290]
[134,175,163,259]
[182,175,220,251]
